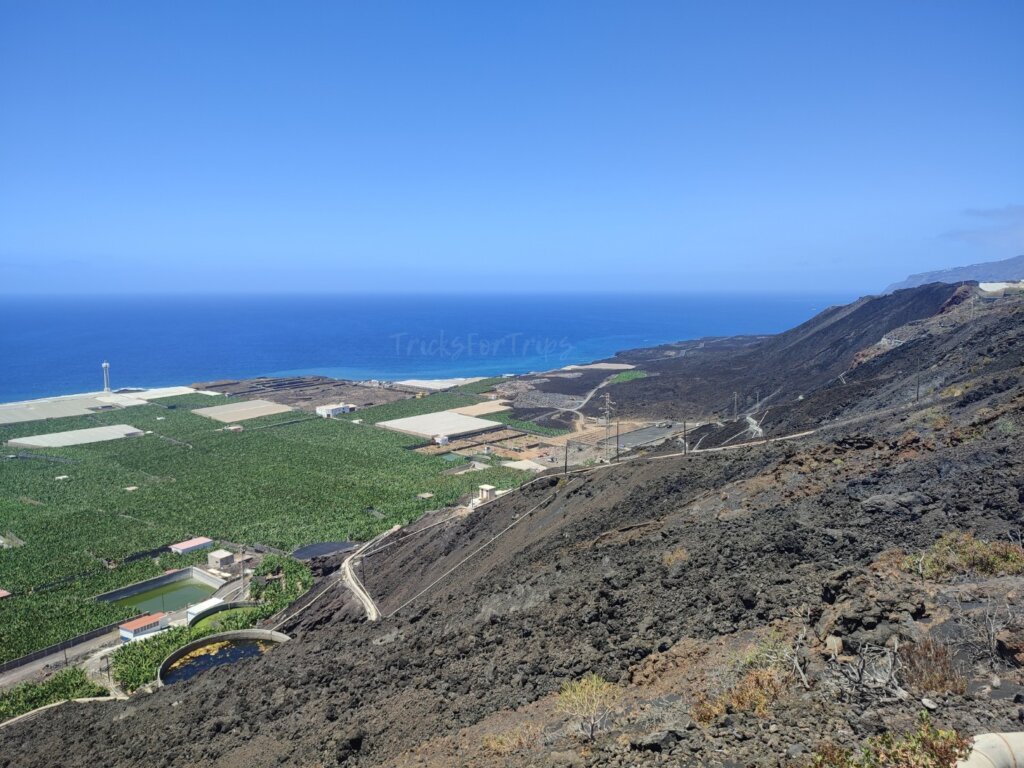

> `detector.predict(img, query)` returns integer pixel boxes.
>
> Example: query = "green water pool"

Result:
[115,579,217,613]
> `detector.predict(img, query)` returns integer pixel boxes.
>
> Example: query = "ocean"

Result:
[0,293,853,403]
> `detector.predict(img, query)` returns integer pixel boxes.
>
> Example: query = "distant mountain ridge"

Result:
[885,254,1024,292]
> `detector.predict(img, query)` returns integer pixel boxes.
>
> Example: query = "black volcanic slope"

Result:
[3,284,1024,768]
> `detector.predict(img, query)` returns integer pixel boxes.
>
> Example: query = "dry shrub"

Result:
[556,673,620,740]
[899,637,967,695]
[661,547,690,567]
[727,666,784,716]
[690,694,726,725]
[481,723,543,756]
[691,667,785,724]
[808,713,969,767]
[904,530,1024,580]
[690,639,793,724]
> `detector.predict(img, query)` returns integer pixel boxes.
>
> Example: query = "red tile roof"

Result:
[120,613,165,632]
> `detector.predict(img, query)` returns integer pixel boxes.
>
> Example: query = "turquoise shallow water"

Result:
[1,293,853,402]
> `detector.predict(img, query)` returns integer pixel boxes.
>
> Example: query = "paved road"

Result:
[0,630,119,692]
[0,574,246,693]
[340,526,399,622]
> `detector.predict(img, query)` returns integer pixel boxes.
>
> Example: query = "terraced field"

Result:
[0,393,528,664]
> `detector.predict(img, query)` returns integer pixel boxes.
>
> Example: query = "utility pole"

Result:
[563,441,569,476]
[916,373,920,403]
[682,420,687,455]
[756,390,760,409]
[615,419,620,462]
[733,392,738,419]
[600,393,615,461]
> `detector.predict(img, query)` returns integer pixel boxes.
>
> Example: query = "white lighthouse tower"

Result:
[102,361,111,393]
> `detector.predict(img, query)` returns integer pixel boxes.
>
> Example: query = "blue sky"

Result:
[1,1,1021,294]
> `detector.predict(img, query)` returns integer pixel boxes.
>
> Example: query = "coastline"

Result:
[0,293,851,403]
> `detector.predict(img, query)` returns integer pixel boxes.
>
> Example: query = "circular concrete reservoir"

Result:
[157,629,290,686]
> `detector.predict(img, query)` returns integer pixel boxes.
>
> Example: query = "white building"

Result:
[478,484,496,502]
[186,597,224,624]
[169,536,213,555]
[316,403,356,418]
[119,612,168,641]
[378,412,501,440]
[207,548,234,569]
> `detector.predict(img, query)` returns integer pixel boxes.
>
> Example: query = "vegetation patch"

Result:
[0,668,108,723]
[691,636,800,724]
[898,637,967,695]
[483,411,571,437]
[112,625,216,692]
[556,672,620,740]
[0,399,528,664]
[904,530,1024,580]
[249,555,313,616]
[608,370,648,384]
[808,714,969,767]
[480,722,544,756]
[661,546,690,567]
[110,557,311,691]
[192,606,262,632]
[357,392,483,424]
[452,377,506,395]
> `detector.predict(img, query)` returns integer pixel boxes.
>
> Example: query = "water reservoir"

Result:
[157,630,290,686]
[116,579,217,613]
[95,567,225,613]
[162,638,272,684]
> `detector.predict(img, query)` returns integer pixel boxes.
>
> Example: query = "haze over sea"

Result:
[1,293,852,403]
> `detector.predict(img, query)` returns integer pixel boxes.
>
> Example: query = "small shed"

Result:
[169,536,214,555]
[186,597,224,624]
[478,484,496,502]
[119,613,167,641]
[316,403,356,418]
[207,548,234,569]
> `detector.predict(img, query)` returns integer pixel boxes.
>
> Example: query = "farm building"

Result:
[186,597,224,624]
[979,281,1024,296]
[315,403,357,418]
[395,377,486,391]
[478,484,496,502]
[501,458,547,472]
[169,536,213,555]
[448,400,511,417]
[207,548,234,569]
[119,613,168,641]
[0,387,218,427]
[192,399,292,423]
[377,412,502,441]
[6,424,143,449]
